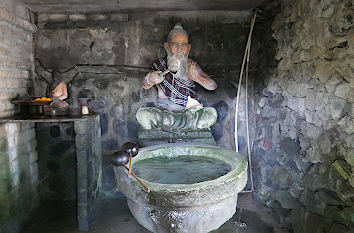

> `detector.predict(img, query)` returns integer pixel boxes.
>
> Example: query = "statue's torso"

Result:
[153,57,197,108]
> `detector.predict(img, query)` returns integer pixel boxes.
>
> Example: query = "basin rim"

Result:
[131,142,248,193]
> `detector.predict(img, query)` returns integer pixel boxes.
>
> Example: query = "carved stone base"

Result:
[136,107,218,146]
[138,128,216,146]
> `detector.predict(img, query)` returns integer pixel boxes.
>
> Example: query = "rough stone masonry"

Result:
[253,0,354,232]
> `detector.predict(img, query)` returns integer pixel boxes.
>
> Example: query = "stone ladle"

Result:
[111,150,150,193]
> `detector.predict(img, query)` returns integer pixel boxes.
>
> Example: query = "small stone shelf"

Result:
[0,114,102,232]
[0,114,95,123]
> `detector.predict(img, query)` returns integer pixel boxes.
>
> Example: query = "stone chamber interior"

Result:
[0,0,353,232]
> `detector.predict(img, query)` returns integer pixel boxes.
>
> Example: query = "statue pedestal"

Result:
[136,107,217,146]
[138,128,216,146]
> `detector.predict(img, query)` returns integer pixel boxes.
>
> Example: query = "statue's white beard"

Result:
[167,51,189,78]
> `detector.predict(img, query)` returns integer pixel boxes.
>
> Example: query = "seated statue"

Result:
[137,23,217,132]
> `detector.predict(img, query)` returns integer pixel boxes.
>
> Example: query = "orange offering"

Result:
[35,97,52,101]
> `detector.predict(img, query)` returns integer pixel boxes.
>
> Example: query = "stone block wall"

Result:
[33,11,256,197]
[0,1,38,232]
[35,122,77,200]
[74,115,102,231]
[33,116,102,231]
[253,0,354,232]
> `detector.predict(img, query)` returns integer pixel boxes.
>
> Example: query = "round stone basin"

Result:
[113,143,248,233]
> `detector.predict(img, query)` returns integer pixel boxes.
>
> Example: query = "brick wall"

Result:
[0,1,36,118]
[0,0,38,232]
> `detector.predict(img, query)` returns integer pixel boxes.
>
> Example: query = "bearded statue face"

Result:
[164,33,191,77]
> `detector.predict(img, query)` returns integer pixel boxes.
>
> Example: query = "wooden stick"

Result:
[122,164,151,193]
[128,152,132,177]
[234,11,257,152]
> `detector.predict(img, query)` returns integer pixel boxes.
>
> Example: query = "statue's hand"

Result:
[150,71,165,84]
[188,61,199,81]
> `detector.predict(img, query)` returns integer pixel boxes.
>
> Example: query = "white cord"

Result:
[234,12,257,152]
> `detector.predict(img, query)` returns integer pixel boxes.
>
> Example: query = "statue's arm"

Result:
[142,71,165,89]
[188,60,217,90]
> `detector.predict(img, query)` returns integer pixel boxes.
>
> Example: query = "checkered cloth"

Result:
[152,56,196,106]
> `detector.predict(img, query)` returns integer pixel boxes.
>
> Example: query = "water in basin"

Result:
[133,155,231,184]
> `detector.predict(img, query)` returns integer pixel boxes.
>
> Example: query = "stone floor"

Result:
[20,193,290,233]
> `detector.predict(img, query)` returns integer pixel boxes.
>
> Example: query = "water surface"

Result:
[133,155,231,184]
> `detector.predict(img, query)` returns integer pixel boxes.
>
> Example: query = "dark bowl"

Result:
[121,142,139,157]
[111,150,130,166]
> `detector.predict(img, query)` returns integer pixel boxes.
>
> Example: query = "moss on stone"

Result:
[0,138,8,153]
[341,206,354,224]
[332,160,350,180]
